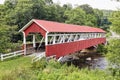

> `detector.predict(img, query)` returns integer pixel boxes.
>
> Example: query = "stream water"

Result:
[62,53,108,69]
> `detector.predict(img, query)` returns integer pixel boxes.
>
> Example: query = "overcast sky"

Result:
[0,0,120,10]
[53,0,120,10]
[0,0,4,4]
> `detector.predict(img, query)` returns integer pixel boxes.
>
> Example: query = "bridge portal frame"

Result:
[19,19,106,58]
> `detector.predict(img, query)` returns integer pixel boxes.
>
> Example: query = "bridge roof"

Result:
[19,19,105,33]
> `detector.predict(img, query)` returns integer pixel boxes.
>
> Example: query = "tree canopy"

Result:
[0,0,111,52]
[109,11,120,34]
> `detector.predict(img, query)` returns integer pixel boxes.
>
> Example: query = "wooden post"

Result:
[33,34,36,47]
[45,32,48,58]
[14,52,16,57]
[1,54,3,61]
[53,35,56,44]
[45,32,48,46]
[22,32,26,55]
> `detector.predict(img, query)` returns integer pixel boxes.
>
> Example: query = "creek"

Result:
[62,53,108,69]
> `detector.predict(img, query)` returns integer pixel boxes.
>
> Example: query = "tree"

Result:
[78,5,99,27]
[44,4,66,22]
[2,0,69,42]
[94,9,103,27]
[79,4,94,14]
[106,39,120,66]
[0,24,12,53]
[45,0,53,5]
[63,4,72,10]
[64,6,99,27]
[107,11,120,64]
[85,14,97,26]
[3,0,47,42]
[4,0,17,9]
[64,8,86,25]
[100,16,111,30]
[106,39,120,77]
[106,10,120,77]
[109,11,120,34]
[93,9,111,30]
[0,5,5,23]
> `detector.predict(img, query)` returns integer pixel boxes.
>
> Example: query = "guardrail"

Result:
[0,50,24,61]
[32,52,45,63]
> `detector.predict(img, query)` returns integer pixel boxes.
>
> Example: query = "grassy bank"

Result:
[0,57,117,80]
[0,57,31,78]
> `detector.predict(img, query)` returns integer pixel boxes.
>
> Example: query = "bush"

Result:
[0,67,37,80]
[0,57,119,80]
[47,59,62,69]
[96,44,107,54]
[31,58,47,70]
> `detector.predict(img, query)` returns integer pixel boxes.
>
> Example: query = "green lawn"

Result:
[0,57,31,74]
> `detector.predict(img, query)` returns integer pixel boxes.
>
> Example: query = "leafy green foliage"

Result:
[0,24,21,53]
[106,40,120,78]
[64,5,110,27]
[109,11,120,34]
[79,4,94,14]
[94,9,111,30]
[106,39,120,66]
[0,24,11,53]
[96,44,107,54]
[85,14,97,26]
[105,10,120,79]
[0,57,117,80]
[1,0,111,45]
[31,58,47,70]
[64,8,86,25]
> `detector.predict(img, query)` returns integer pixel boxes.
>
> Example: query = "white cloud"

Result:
[0,0,120,10]
[53,0,120,10]
[0,0,5,4]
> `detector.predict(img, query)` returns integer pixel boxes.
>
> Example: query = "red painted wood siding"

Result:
[46,38,106,58]
[24,22,46,37]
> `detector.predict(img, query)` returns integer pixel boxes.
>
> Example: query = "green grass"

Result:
[0,57,118,80]
[0,57,31,73]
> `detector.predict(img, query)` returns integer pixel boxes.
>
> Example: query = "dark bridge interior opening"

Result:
[25,33,45,54]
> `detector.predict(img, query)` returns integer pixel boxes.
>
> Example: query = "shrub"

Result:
[31,58,47,70]
[96,44,107,54]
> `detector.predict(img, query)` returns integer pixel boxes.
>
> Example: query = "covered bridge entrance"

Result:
[19,19,106,58]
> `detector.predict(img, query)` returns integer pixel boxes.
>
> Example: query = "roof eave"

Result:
[19,19,49,33]
[19,19,34,32]
[33,19,49,33]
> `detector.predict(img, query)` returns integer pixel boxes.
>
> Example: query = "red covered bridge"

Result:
[19,19,106,58]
